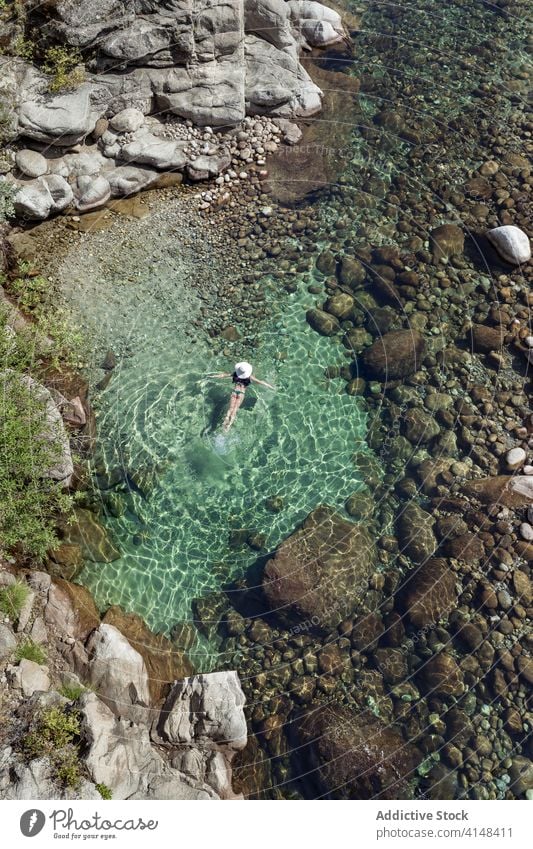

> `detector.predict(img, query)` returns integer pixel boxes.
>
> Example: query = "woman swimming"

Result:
[212,361,275,432]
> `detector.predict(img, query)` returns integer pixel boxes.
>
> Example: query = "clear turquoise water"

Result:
[79,279,370,654]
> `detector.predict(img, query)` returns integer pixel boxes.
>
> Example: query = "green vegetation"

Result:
[15,639,47,664]
[0,259,86,560]
[43,46,85,93]
[96,783,113,800]
[2,262,86,368]
[59,683,86,701]
[11,35,34,61]
[0,580,29,619]
[22,706,82,788]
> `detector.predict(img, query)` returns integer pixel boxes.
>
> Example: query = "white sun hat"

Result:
[235,361,253,379]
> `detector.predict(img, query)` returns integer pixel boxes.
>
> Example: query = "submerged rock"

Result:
[262,505,376,630]
[15,149,48,178]
[430,224,464,261]
[62,507,120,562]
[306,308,340,336]
[296,705,420,799]
[487,225,531,265]
[463,475,533,508]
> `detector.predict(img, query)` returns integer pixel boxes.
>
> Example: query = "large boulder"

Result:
[296,705,420,799]
[13,173,74,220]
[79,693,216,800]
[287,1,348,47]
[487,225,531,265]
[263,505,376,630]
[362,330,426,381]
[245,34,322,118]
[86,624,151,721]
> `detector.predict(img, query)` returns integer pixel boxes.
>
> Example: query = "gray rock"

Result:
[287,1,347,47]
[0,624,17,659]
[187,152,232,181]
[0,752,100,800]
[273,117,302,144]
[74,175,111,212]
[106,165,159,197]
[39,174,74,211]
[80,693,218,800]
[16,589,35,633]
[48,150,109,178]
[487,225,531,265]
[18,83,103,146]
[159,671,247,751]
[245,34,322,118]
[13,180,54,220]
[7,660,51,697]
[15,149,48,178]
[86,624,151,721]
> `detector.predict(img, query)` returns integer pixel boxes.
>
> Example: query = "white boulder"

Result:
[106,165,160,197]
[15,149,48,178]
[487,225,531,265]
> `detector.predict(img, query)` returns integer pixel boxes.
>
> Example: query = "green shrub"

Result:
[0,369,72,558]
[96,783,113,800]
[0,580,29,619]
[15,639,47,664]
[59,683,86,701]
[11,35,34,61]
[22,706,82,788]
[43,47,85,93]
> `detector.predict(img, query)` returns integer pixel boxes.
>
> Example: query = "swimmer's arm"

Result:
[252,376,275,390]
[211,372,231,379]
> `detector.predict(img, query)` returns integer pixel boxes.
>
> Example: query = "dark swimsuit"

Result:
[232,372,250,396]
